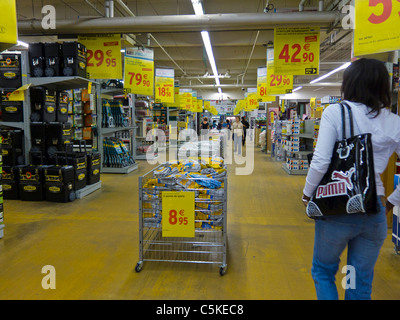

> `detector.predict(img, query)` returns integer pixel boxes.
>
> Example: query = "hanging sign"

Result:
[354,0,400,56]
[162,191,195,238]
[155,67,174,103]
[123,47,154,96]
[274,27,320,76]
[0,0,18,51]
[266,48,293,95]
[78,34,122,79]
[196,99,203,113]
[246,92,258,111]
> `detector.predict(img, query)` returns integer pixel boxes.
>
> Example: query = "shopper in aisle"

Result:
[302,58,399,300]
[241,116,249,146]
[232,116,243,155]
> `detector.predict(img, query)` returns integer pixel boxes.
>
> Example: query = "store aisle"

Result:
[0,149,400,300]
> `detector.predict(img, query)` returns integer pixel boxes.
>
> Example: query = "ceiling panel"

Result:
[14,0,351,99]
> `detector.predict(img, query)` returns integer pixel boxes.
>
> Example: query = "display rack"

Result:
[0,51,101,197]
[281,119,316,175]
[99,87,138,173]
[135,97,159,160]
[136,160,228,275]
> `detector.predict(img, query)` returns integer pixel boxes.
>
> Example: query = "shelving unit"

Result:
[1,51,101,197]
[135,97,158,161]
[99,87,138,173]
[281,119,316,176]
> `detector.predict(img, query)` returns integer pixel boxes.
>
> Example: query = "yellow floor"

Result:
[1,148,400,300]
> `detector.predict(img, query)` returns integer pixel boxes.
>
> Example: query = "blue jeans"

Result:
[311,198,387,300]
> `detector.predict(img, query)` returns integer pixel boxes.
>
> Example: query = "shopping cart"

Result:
[135,160,228,275]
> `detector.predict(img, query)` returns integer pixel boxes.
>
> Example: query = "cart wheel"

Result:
[395,245,400,255]
[135,262,143,273]
[219,265,227,276]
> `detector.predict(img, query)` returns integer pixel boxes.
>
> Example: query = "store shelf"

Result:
[282,164,308,175]
[75,181,102,199]
[101,126,136,135]
[101,163,138,174]
[29,76,95,90]
[136,154,159,160]
[0,121,24,129]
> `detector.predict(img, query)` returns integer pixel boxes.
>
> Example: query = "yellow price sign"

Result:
[196,99,203,112]
[354,0,400,56]
[162,191,195,238]
[123,47,154,96]
[257,66,268,99]
[274,27,320,76]
[0,0,18,51]
[204,100,210,111]
[155,68,174,103]
[78,34,122,79]
[246,92,258,111]
[266,48,293,95]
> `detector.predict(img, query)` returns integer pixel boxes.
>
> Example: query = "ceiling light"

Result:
[310,62,351,84]
[191,0,223,98]
[17,40,29,48]
[293,86,303,92]
[191,0,204,15]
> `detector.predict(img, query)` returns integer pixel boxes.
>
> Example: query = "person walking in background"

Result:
[241,116,249,146]
[232,116,243,155]
[302,58,400,300]
[200,117,209,137]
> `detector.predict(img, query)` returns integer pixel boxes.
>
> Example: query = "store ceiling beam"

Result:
[18,12,343,35]
[180,82,341,89]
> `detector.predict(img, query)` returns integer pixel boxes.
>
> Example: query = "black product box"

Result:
[44,164,75,202]
[1,144,23,166]
[87,152,100,185]
[29,42,45,77]
[62,42,87,78]
[30,87,56,122]
[0,53,22,88]
[44,42,62,77]
[0,129,23,148]
[56,91,69,123]
[18,165,47,201]
[1,89,23,122]
[30,122,46,148]
[2,166,20,200]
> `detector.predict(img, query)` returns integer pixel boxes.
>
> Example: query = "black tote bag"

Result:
[306,102,378,218]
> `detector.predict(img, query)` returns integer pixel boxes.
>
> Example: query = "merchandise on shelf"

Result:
[0,53,22,88]
[1,89,23,122]
[103,137,135,168]
[28,41,87,78]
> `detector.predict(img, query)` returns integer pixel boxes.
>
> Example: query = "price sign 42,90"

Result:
[274,27,320,76]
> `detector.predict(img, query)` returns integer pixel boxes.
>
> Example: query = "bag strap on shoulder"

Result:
[340,102,355,139]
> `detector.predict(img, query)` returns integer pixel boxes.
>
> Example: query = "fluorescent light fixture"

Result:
[17,40,29,48]
[310,62,351,84]
[293,86,303,92]
[191,0,223,98]
[191,0,204,15]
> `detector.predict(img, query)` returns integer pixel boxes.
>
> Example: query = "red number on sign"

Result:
[368,0,392,24]
[279,44,290,62]
[128,72,143,85]
[291,44,301,63]
[94,50,104,67]
[270,75,276,87]
[169,210,177,225]
[87,49,94,67]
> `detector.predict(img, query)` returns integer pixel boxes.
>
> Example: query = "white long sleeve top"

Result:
[303,100,400,207]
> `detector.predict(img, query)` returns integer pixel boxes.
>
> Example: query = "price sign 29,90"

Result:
[274,27,320,76]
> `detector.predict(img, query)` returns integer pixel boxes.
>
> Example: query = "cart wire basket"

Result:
[135,159,228,275]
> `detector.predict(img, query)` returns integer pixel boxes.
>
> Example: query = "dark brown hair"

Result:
[341,58,391,117]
